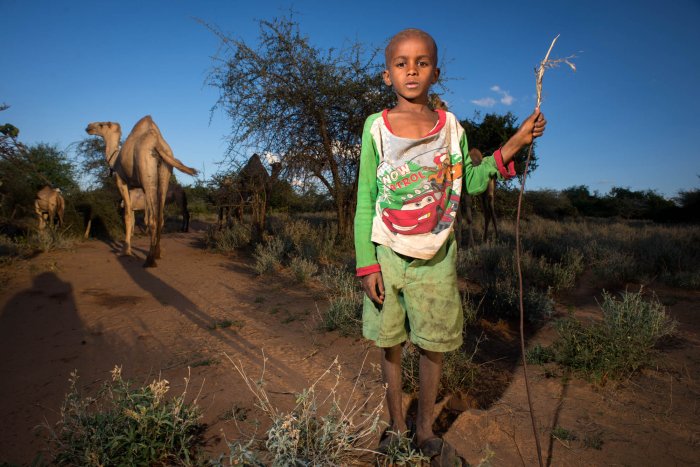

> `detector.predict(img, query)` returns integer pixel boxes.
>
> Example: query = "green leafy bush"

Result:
[253,236,285,275]
[319,265,363,336]
[44,367,203,466]
[289,256,318,283]
[205,223,252,252]
[551,290,677,380]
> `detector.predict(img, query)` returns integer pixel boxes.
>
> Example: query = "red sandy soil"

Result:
[0,223,698,466]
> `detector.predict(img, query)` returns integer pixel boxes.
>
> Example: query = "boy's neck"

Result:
[386,98,440,139]
[392,97,432,113]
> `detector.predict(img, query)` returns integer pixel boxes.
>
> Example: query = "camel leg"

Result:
[154,164,171,259]
[481,194,490,242]
[462,194,475,248]
[115,176,134,256]
[488,183,499,241]
[34,200,46,231]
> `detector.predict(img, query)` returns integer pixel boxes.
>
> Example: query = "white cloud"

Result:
[500,93,514,105]
[476,85,515,106]
[471,97,496,107]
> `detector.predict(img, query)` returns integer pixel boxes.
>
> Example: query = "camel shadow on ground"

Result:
[108,249,300,385]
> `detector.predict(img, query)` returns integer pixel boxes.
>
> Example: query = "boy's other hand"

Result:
[361,272,385,305]
[518,108,547,144]
[501,108,547,163]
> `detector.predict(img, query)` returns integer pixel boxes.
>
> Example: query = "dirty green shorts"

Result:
[362,235,462,352]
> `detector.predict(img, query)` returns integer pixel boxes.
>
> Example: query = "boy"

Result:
[354,28,546,463]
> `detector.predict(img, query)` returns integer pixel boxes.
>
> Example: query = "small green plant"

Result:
[223,353,384,466]
[205,223,252,252]
[583,431,604,450]
[253,236,285,275]
[401,343,480,396]
[208,319,244,330]
[551,426,577,442]
[43,366,203,466]
[289,255,318,283]
[375,430,428,466]
[319,265,363,337]
[552,289,677,380]
[526,343,556,365]
[28,228,78,253]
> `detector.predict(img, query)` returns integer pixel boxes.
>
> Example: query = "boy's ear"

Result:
[432,67,441,84]
[383,69,392,87]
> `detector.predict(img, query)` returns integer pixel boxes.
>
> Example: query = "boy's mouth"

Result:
[405,82,419,89]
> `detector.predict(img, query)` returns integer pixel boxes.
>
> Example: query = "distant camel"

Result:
[460,148,499,246]
[34,186,65,230]
[213,154,281,238]
[123,184,190,233]
[86,116,197,267]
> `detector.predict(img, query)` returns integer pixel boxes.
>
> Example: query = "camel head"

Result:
[86,121,122,165]
[85,121,121,139]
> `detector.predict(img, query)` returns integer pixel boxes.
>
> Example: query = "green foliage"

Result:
[375,430,428,466]
[0,142,79,219]
[401,343,480,397]
[44,367,203,466]
[289,256,318,283]
[205,223,252,252]
[319,265,363,336]
[252,236,285,275]
[551,290,677,380]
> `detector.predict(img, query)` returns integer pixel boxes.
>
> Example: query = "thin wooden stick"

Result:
[515,34,575,467]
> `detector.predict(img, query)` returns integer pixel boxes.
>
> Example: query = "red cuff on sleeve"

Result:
[494,148,516,179]
[356,264,381,277]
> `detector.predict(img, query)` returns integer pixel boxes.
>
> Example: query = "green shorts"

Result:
[362,235,462,352]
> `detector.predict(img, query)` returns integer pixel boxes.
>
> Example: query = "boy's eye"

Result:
[395,62,406,68]
[419,61,430,67]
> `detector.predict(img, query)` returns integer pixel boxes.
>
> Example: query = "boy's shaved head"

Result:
[385,28,438,66]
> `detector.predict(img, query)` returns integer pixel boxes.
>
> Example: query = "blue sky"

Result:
[2,0,699,198]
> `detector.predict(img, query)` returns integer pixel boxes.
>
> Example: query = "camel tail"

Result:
[154,143,198,176]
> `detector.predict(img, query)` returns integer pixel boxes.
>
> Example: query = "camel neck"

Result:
[105,141,120,168]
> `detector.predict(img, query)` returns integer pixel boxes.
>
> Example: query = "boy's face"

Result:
[383,34,439,103]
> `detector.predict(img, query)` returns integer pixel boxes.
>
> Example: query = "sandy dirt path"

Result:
[1,225,699,466]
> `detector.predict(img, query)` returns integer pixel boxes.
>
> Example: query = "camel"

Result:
[460,148,499,246]
[122,184,190,233]
[213,154,281,240]
[85,116,197,267]
[34,186,65,230]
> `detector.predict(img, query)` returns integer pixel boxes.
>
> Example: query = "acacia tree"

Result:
[206,15,394,237]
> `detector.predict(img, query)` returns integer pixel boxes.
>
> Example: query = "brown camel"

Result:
[34,186,65,230]
[123,184,190,233]
[86,116,197,267]
[213,154,281,239]
[460,148,499,246]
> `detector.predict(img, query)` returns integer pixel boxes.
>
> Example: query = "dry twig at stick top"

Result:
[535,34,578,108]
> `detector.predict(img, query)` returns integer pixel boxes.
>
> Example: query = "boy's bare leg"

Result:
[416,347,443,444]
[382,344,408,433]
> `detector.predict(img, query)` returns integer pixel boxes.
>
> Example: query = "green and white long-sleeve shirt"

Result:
[354,109,515,276]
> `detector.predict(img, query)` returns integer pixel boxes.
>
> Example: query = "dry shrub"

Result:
[221,354,384,466]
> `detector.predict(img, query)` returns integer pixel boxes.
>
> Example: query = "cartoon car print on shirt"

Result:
[381,190,442,235]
